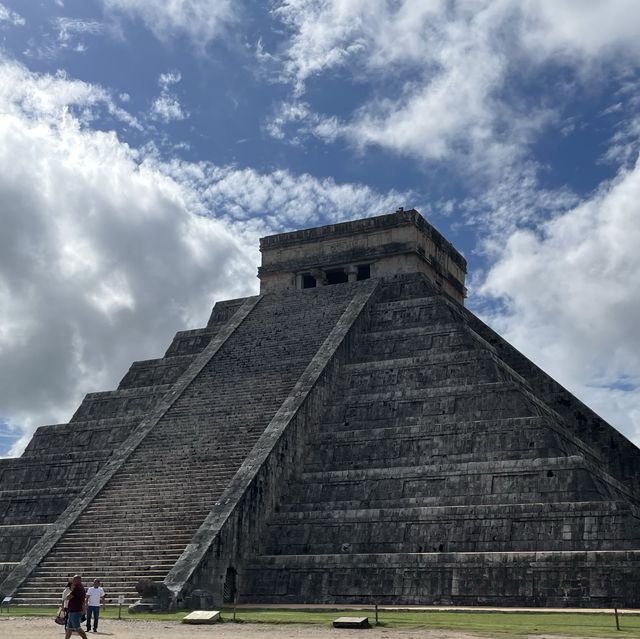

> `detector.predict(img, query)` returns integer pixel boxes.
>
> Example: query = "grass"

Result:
[3,605,640,638]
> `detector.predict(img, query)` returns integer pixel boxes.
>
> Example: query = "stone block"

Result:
[333,616,370,628]
[182,610,221,624]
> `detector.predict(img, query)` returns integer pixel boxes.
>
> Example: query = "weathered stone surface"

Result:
[1,210,639,610]
[237,274,640,607]
[182,610,221,624]
[258,209,467,303]
[333,616,370,628]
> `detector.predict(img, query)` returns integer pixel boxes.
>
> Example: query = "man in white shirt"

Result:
[84,579,105,633]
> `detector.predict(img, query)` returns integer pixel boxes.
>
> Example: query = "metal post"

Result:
[1,597,12,614]
[614,607,621,631]
[375,603,378,626]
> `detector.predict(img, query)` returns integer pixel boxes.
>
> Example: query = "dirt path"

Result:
[0,616,493,639]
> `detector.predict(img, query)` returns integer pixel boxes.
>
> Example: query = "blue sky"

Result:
[1,0,640,456]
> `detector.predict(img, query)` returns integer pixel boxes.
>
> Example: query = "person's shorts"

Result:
[67,611,83,629]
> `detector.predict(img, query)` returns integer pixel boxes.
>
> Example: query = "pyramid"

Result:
[1,209,639,609]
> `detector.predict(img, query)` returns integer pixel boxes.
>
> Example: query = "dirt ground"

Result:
[0,616,507,639]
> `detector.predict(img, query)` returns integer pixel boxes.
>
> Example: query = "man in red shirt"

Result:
[65,575,88,639]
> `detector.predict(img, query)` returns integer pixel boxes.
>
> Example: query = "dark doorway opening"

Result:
[302,274,317,288]
[357,264,371,280]
[223,567,237,604]
[326,269,348,285]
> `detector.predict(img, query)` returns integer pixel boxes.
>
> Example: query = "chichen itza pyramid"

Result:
[1,209,639,609]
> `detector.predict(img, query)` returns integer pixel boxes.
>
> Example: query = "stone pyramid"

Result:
[1,209,639,609]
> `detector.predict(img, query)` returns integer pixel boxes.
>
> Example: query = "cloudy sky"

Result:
[1,0,639,456]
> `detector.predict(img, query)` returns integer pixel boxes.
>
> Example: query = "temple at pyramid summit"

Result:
[1,208,640,609]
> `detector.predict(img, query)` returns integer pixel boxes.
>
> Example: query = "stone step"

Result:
[164,326,220,357]
[270,500,635,522]
[66,519,209,530]
[337,380,517,403]
[353,329,478,362]
[372,296,442,310]
[21,416,141,461]
[239,549,640,606]
[52,539,187,549]
[13,283,362,601]
[368,297,460,331]
[12,596,140,605]
[262,498,640,555]
[103,470,242,485]
[305,420,582,471]
[40,556,182,567]
[304,448,574,472]
[360,322,466,341]
[79,504,213,515]
[58,528,197,539]
[279,455,617,510]
[341,349,494,372]
[47,550,186,560]
[30,567,175,579]
[322,381,536,423]
[56,534,195,545]
[18,582,162,596]
[118,354,196,390]
[70,397,169,422]
[297,454,588,483]
[29,564,174,576]
[24,570,170,581]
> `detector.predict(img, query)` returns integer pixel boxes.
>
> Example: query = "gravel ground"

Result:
[0,616,497,639]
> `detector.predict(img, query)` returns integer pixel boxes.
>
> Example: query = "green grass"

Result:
[3,605,640,638]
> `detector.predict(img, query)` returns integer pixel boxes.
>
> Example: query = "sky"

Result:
[1,0,639,457]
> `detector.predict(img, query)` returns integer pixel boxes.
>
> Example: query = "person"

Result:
[65,575,88,639]
[60,580,72,628]
[85,579,105,633]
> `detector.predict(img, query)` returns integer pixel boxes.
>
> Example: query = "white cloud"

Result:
[103,0,236,49]
[478,157,640,445]
[0,2,24,26]
[0,59,256,456]
[159,70,181,90]
[269,1,640,168]
[150,70,187,123]
[54,18,104,52]
[520,0,640,63]
[266,100,338,144]
[151,95,187,122]
[0,58,406,457]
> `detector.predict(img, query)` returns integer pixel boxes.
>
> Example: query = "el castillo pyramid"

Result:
[1,209,639,609]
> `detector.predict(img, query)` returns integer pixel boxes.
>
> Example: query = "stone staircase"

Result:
[0,310,234,587]
[240,285,640,606]
[9,284,361,605]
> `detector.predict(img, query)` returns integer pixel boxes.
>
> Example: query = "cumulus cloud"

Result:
[269,1,640,169]
[478,157,640,445]
[0,58,406,457]
[102,0,236,50]
[0,59,255,456]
